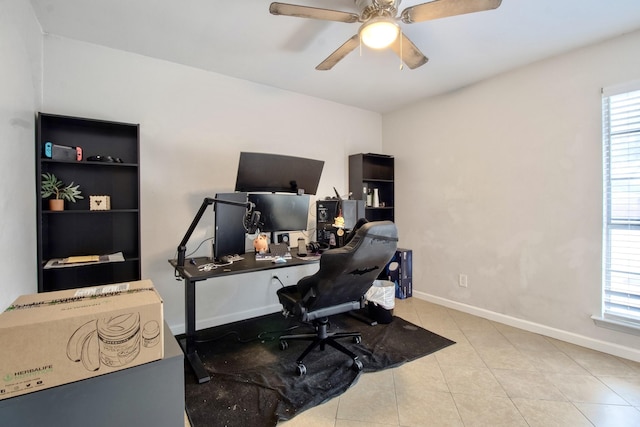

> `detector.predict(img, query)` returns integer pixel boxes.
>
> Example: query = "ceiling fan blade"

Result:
[316,34,360,70]
[401,0,502,24]
[390,33,429,69]
[270,2,360,23]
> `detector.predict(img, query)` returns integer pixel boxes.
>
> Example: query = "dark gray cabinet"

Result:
[36,113,141,292]
[0,323,184,427]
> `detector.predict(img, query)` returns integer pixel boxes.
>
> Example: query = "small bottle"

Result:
[373,188,380,208]
[366,190,373,207]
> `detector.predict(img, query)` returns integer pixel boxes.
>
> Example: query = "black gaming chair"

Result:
[276,220,398,375]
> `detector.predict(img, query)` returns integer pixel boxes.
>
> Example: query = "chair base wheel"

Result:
[352,359,363,372]
[279,340,288,351]
[296,363,307,376]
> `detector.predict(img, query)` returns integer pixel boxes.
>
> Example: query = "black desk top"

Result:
[169,253,319,282]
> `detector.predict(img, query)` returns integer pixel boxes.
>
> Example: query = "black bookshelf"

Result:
[349,153,395,222]
[36,113,141,292]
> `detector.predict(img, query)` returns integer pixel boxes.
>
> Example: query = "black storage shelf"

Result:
[36,113,141,292]
[364,207,395,222]
[41,260,142,292]
[42,158,138,166]
[362,178,393,183]
[349,153,395,222]
[39,206,140,216]
[42,209,140,215]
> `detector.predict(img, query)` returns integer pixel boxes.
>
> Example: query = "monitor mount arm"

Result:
[176,197,259,267]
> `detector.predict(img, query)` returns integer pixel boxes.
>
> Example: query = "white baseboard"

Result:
[413,290,640,363]
[169,303,283,336]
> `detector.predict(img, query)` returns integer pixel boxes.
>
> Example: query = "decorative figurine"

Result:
[253,234,269,253]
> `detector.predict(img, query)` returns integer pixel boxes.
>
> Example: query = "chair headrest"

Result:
[346,220,398,249]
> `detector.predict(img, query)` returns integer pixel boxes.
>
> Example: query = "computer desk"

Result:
[169,253,319,383]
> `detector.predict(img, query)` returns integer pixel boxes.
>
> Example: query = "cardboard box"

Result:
[395,278,413,300]
[379,248,413,299]
[0,279,163,400]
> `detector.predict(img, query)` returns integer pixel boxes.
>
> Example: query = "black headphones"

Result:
[307,241,330,254]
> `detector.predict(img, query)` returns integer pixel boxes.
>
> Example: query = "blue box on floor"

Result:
[396,278,412,300]
[379,248,412,299]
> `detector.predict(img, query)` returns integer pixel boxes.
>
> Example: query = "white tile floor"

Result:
[186,298,640,426]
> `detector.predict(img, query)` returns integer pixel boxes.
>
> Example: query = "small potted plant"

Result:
[41,172,83,211]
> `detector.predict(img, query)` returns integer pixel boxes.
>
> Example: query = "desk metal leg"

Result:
[182,278,210,384]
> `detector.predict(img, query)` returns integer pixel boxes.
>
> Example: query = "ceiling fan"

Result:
[269,0,502,70]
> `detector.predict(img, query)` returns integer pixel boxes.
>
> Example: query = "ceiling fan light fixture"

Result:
[359,16,399,49]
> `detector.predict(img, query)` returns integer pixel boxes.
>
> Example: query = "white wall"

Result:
[41,35,382,333]
[7,2,639,360]
[0,0,42,311]
[383,30,640,360]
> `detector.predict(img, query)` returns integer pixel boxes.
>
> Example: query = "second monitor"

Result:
[248,193,310,233]
[214,192,249,261]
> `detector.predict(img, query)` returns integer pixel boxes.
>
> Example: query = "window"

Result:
[602,84,640,327]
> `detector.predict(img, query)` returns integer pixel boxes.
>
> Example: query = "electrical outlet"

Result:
[273,272,290,281]
[458,274,468,288]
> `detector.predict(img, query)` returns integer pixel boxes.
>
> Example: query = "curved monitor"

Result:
[248,193,310,232]
[235,152,324,195]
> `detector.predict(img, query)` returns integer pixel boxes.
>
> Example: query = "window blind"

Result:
[603,87,640,324]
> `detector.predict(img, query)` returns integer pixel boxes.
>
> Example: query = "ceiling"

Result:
[29,0,640,113]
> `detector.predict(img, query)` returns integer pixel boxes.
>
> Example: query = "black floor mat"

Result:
[182,312,455,427]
